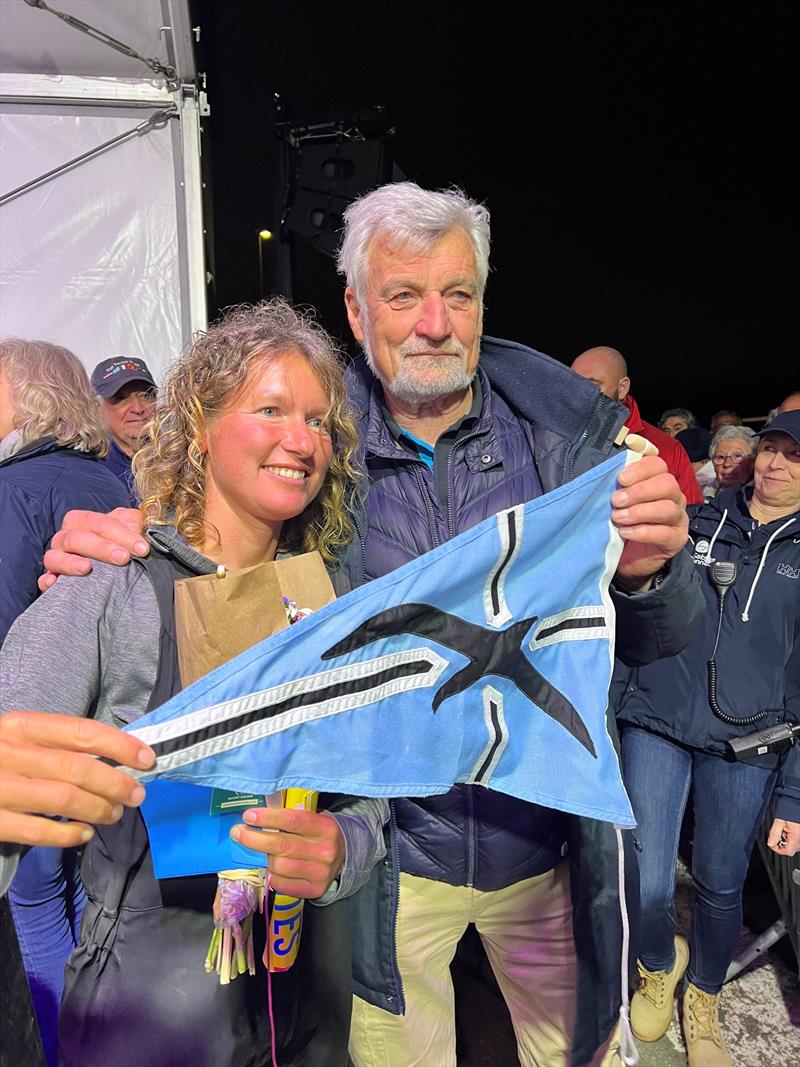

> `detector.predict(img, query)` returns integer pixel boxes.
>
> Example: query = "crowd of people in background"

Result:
[0,182,798,1067]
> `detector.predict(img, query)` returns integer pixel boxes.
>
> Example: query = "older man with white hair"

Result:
[333,183,701,1067]
[41,182,701,1067]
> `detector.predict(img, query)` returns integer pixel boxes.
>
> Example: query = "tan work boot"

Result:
[630,935,690,1041]
[682,982,732,1067]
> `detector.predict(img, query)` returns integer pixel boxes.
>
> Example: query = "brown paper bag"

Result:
[172,551,336,978]
[173,550,335,687]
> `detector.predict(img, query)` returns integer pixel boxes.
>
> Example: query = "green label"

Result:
[210,789,267,816]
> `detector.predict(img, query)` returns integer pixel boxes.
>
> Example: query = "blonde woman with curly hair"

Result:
[0,300,388,1067]
[134,298,358,565]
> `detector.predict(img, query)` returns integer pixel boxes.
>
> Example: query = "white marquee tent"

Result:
[0,0,208,383]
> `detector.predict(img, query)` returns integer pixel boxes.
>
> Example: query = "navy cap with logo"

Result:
[91,357,156,399]
[756,411,800,445]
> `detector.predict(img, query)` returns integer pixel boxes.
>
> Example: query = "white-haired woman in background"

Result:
[708,424,757,496]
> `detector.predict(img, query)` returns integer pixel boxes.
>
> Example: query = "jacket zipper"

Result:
[569,406,601,482]
[466,784,476,888]
[445,429,485,538]
[355,512,368,584]
[412,464,442,548]
[387,800,405,1010]
[449,428,489,889]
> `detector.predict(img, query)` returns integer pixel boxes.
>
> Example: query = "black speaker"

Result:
[284,136,404,256]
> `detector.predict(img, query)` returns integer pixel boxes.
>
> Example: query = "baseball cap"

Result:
[91,357,156,399]
[676,426,712,463]
[755,411,800,445]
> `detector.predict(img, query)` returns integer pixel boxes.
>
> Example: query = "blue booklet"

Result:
[141,779,267,879]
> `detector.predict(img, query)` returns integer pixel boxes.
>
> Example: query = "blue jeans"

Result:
[9,845,86,1067]
[621,726,776,994]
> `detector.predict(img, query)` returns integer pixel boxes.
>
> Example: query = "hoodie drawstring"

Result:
[703,509,728,566]
[741,517,796,621]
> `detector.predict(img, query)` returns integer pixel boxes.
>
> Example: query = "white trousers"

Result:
[349,864,621,1067]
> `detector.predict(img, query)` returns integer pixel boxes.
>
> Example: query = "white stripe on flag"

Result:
[132,648,450,775]
[483,505,525,628]
[529,605,611,650]
[468,685,509,785]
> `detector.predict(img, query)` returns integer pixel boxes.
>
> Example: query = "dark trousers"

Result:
[0,894,46,1067]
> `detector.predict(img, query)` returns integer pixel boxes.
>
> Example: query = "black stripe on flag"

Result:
[490,511,517,616]
[151,658,435,759]
[535,615,606,643]
[474,698,503,783]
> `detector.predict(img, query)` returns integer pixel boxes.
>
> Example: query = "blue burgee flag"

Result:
[130,451,637,875]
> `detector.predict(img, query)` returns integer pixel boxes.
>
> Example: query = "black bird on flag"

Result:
[323,602,597,757]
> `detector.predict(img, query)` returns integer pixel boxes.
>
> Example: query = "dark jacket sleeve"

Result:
[773,745,800,824]
[0,482,47,647]
[610,547,704,666]
[773,609,800,824]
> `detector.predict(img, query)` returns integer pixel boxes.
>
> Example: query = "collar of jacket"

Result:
[361,366,491,463]
[622,393,645,433]
[345,335,628,469]
[0,435,99,470]
[144,525,345,593]
[692,485,800,543]
[146,525,220,576]
[106,437,132,467]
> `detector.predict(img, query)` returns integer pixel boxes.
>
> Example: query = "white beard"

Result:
[361,340,474,403]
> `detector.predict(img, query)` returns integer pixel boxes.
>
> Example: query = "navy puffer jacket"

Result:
[354,366,569,889]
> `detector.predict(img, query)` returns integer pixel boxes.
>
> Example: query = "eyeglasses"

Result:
[712,452,749,465]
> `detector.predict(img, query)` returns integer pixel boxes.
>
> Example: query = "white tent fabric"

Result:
[0,0,181,79]
[1,105,182,374]
[0,0,206,384]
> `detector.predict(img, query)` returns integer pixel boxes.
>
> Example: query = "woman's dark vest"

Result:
[59,553,351,1067]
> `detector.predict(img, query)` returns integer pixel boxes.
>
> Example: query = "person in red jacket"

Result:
[571,346,703,505]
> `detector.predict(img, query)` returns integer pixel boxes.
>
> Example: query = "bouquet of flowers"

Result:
[205,868,266,983]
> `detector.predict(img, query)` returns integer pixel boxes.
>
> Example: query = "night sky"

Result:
[189,1,795,428]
